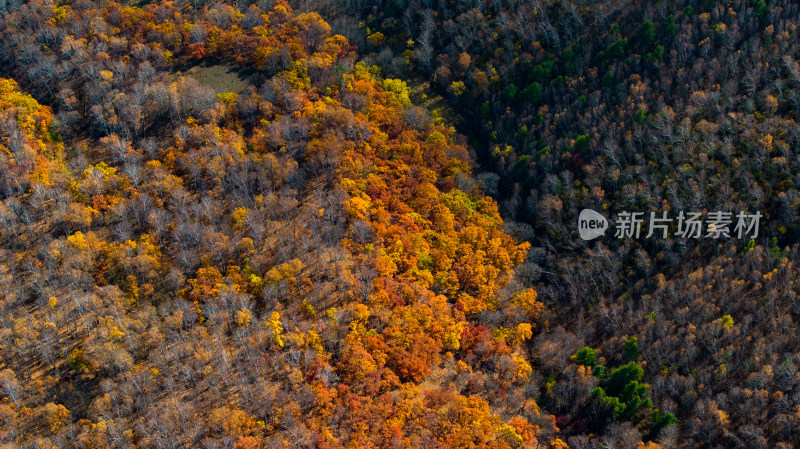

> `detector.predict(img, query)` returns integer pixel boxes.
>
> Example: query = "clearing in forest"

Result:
[170,63,249,94]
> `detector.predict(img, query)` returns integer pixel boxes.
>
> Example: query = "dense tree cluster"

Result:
[322,0,800,243]
[307,0,800,447]
[5,0,799,447]
[0,1,570,447]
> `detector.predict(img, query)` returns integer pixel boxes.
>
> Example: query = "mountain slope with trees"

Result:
[282,0,800,447]
[0,1,567,447]
[4,0,800,448]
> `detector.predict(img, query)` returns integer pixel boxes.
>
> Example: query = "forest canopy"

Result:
[0,1,564,447]
[2,0,800,448]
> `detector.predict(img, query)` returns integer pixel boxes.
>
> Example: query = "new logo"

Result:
[578,209,609,240]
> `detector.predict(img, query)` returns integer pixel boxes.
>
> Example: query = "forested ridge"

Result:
[0,1,562,447]
[1,0,799,448]
[314,0,800,447]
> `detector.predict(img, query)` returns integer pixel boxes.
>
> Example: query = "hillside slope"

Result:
[292,0,800,448]
[5,0,800,448]
[0,1,565,447]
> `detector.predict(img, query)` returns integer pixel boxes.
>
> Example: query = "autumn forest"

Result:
[0,0,799,448]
